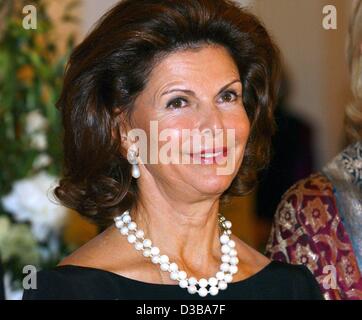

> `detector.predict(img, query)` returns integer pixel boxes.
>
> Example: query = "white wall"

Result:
[81,0,119,35]
[251,0,353,168]
[81,0,255,34]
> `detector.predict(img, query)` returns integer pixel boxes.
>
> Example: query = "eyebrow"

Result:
[160,79,241,97]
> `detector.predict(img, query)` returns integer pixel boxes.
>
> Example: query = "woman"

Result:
[23,0,322,300]
[266,0,362,300]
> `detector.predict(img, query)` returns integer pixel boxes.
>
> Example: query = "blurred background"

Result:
[0,0,354,299]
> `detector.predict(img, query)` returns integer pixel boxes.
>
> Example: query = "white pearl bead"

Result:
[120,226,128,235]
[188,277,197,286]
[199,278,208,288]
[187,285,197,294]
[135,230,144,238]
[143,239,152,248]
[134,242,143,250]
[160,255,169,264]
[178,270,187,280]
[160,263,169,271]
[170,272,179,280]
[229,265,238,274]
[224,220,232,229]
[127,234,136,244]
[224,273,233,283]
[115,220,124,229]
[132,164,140,178]
[169,263,178,272]
[143,248,151,257]
[221,254,231,263]
[229,249,237,257]
[128,221,137,230]
[209,286,219,296]
[198,287,208,297]
[218,280,228,290]
[228,240,236,248]
[179,279,188,288]
[220,234,230,244]
[208,277,218,287]
[220,263,230,272]
[150,246,160,256]
[115,212,235,297]
[221,244,231,254]
[151,255,160,264]
[122,214,131,224]
[216,271,225,280]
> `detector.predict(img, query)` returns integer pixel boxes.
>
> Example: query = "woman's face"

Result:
[129,45,250,199]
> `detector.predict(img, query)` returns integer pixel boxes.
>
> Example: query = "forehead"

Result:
[147,45,240,88]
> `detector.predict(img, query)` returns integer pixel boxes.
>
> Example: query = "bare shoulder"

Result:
[57,225,270,283]
[58,225,163,282]
[58,227,109,267]
[58,225,138,271]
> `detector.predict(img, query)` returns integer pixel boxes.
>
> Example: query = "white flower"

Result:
[25,111,49,151]
[30,132,47,151]
[1,172,68,242]
[32,153,52,170]
[4,273,24,300]
[25,110,48,134]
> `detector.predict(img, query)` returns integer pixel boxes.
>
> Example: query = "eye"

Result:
[166,97,188,109]
[219,90,241,104]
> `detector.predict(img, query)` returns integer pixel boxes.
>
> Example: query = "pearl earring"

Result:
[127,145,140,179]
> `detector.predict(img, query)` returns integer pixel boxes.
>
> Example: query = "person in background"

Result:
[266,0,362,300]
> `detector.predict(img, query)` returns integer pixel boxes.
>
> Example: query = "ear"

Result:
[112,112,132,158]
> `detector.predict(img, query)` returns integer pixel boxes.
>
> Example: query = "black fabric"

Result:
[22,261,324,300]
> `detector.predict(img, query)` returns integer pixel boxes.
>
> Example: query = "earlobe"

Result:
[119,136,131,159]
[127,144,141,179]
[113,110,132,142]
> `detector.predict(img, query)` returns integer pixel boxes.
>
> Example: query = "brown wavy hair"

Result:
[53,0,281,227]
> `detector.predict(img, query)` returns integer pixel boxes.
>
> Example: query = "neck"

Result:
[131,181,223,272]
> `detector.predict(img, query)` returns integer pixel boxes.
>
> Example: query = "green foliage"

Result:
[0,0,78,205]
[0,0,79,294]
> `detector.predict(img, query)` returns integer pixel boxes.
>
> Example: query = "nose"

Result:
[198,102,224,137]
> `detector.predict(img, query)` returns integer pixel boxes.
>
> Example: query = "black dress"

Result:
[22,261,324,300]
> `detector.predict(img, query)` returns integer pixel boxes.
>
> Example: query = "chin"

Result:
[190,172,234,196]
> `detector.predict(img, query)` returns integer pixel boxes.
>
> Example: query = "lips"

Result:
[189,147,228,164]
[200,147,227,157]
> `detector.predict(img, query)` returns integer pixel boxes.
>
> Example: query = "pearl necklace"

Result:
[114,210,239,297]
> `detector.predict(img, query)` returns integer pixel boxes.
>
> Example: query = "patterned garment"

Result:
[266,142,362,300]
[323,142,362,270]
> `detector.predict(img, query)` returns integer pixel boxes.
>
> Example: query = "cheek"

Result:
[157,116,197,146]
[225,110,250,146]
